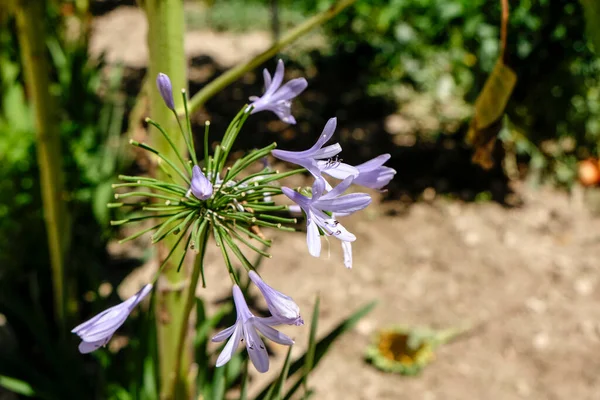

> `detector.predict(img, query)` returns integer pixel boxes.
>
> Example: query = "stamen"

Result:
[324,155,342,169]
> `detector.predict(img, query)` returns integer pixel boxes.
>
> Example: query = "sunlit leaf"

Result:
[0,375,35,397]
[466,60,517,169]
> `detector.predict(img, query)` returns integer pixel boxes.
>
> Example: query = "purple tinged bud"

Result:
[191,165,213,200]
[156,73,175,110]
[249,271,303,326]
[71,284,153,353]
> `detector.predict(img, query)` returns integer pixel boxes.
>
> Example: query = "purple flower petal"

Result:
[249,271,303,325]
[272,118,341,179]
[306,219,321,257]
[249,59,306,124]
[72,284,153,353]
[215,325,243,367]
[213,285,295,373]
[243,322,269,373]
[316,193,372,214]
[322,153,396,190]
[78,338,109,354]
[355,154,391,171]
[190,166,213,200]
[281,177,371,268]
[253,319,295,345]
[156,73,175,110]
[341,241,353,269]
[212,325,237,342]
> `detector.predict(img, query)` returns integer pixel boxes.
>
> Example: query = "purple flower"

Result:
[272,117,358,179]
[248,59,307,124]
[212,285,294,373]
[281,177,371,268]
[156,73,175,110]
[72,284,153,354]
[190,165,213,200]
[249,271,303,326]
[320,154,396,190]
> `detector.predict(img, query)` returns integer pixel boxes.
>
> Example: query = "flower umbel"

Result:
[156,73,175,111]
[248,59,308,124]
[71,284,153,353]
[212,285,294,373]
[190,165,213,200]
[282,177,371,268]
[249,271,303,326]
[94,62,384,378]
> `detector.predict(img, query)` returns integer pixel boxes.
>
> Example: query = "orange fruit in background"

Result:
[578,158,600,186]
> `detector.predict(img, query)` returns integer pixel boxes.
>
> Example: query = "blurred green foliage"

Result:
[303,0,600,180]
[186,0,306,33]
[0,3,128,399]
[204,0,600,184]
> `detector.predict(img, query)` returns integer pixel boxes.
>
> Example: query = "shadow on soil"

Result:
[118,49,512,205]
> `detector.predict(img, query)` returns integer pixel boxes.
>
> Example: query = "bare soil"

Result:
[241,183,600,400]
[119,181,600,400]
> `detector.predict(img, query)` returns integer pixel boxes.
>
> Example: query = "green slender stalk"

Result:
[15,0,68,332]
[142,0,190,398]
[184,0,358,115]
[169,221,209,398]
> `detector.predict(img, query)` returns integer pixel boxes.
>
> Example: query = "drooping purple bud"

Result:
[71,284,153,353]
[190,165,213,200]
[156,73,175,110]
[249,271,303,326]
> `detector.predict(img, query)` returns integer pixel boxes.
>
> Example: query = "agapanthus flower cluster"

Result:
[72,60,395,372]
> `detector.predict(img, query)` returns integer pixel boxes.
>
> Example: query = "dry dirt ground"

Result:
[244,184,600,400]
[119,181,600,400]
[94,6,600,400]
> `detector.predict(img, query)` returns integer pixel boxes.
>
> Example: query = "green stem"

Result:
[143,0,190,398]
[169,221,209,398]
[15,0,68,333]
[184,0,358,114]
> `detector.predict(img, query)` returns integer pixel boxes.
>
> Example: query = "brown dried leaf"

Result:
[467,60,517,169]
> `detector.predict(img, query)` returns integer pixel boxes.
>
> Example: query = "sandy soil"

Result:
[239,183,600,400]
[118,181,600,400]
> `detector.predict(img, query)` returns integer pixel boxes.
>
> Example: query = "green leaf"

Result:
[0,375,35,396]
[255,301,377,400]
[274,346,294,400]
[303,296,320,392]
[211,362,226,400]
[580,0,600,53]
[466,60,517,169]
[240,359,249,400]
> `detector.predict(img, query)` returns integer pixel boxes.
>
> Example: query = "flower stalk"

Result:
[169,220,210,398]
[142,0,191,398]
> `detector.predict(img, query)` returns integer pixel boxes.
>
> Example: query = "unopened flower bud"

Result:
[156,73,175,110]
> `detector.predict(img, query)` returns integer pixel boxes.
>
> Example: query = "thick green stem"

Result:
[143,0,190,398]
[184,0,358,114]
[15,0,68,332]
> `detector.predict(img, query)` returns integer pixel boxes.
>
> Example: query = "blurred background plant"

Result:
[1,0,600,398]
[190,0,600,187]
